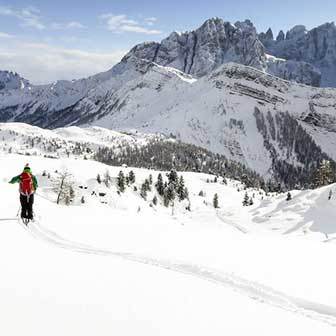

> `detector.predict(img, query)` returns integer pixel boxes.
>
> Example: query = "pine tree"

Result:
[144,178,151,192]
[184,187,189,200]
[286,192,292,201]
[152,195,158,206]
[177,176,186,201]
[149,174,153,185]
[213,193,219,208]
[167,170,178,187]
[166,183,176,203]
[199,190,204,197]
[81,196,85,204]
[104,170,111,187]
[117,171,125,192]
[156,173,164,196]
[249,198,254,206]
[163,188,170,207]
[128,170,136,184]
[97,174,101,184]
[163,183,175,207]
[140,183,147,200]
[242,192,249,206]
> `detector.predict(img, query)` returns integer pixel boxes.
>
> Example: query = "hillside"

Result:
[1,152,336,335]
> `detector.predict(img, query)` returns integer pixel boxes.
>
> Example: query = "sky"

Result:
[0,0,335,84]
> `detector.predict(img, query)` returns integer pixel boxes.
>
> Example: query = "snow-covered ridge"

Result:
[0,122,166,158]
[1,59,336,181]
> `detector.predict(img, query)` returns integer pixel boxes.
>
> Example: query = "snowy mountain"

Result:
[126,18,320,86]
[2,152,336,335]
[1,18,336,182]
[1,59,336,180]
[260,22,336,87]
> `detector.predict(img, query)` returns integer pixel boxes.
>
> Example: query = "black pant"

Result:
[20,194,34,219]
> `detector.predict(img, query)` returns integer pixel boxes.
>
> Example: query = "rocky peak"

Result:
[259,28,274,47]
[285,25,307,40]
[265,28,274,40]
[0,71,30,91]
[266,22,336,86]
[124,17,266,77]
[276,30,285,42]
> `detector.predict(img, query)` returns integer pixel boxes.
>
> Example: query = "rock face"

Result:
[125,18,320,86]
[0,71,30,91]
[266,56,321,87]
[126,18,267,77]
[262,22,336,87]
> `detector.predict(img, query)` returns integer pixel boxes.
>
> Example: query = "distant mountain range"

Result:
[1,17,336,181]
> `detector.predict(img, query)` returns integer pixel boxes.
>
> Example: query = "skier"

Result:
[9,164,38,223]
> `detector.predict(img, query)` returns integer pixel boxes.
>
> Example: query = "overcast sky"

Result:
[0,0,335,84]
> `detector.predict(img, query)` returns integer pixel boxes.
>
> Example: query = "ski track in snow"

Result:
[15,217,336,328]
[216,211,249,234]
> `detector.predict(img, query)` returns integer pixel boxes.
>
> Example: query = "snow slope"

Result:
[2,58,336,182]
[1,153,336,335]
[0,122,165,158]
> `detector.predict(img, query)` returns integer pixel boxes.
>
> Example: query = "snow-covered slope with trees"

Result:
[0,119,335,189]
[0,122,164,158]
[1,152,336,335]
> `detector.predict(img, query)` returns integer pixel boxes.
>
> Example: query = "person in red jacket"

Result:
[9,164,38,222]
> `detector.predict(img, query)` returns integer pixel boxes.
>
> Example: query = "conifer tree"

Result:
[140,182,147,200]
[144,178,151,192]
[286,192,292,201]
[156,173,164,196]
[117,171,125,192]
[104,170,111,187]
[177,176,186,201]
[128,170,136,184]
[167,170,178,187]
[243,192,249,206]
[213,193,219,209]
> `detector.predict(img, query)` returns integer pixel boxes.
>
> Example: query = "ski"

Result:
[21,218,30,226]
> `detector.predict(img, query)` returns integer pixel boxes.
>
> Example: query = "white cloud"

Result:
[0,5,45,30]
[100,13,162,35]
[51,21,86,30]
[145,17,158,26]
[0,39,126,84]
[0,32,14,38]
